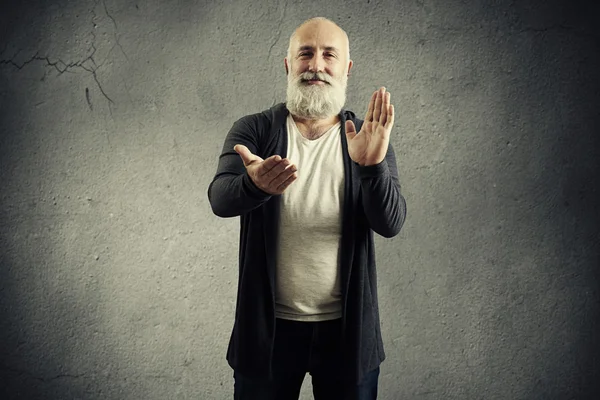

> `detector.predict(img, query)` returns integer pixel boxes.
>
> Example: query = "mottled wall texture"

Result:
[1,0,598,399]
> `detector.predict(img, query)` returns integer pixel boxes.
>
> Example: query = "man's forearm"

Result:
[208,116,272,218]
[357,148,407,238]
[208,169,271,218]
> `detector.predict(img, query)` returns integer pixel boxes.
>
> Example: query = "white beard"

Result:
[285,70,348,120]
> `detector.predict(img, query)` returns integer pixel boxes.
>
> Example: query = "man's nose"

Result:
[308,56,325,72]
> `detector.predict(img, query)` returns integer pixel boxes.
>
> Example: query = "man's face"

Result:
[285,22,352,120]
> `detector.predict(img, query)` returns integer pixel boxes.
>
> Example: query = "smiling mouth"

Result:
[303,79,328,85]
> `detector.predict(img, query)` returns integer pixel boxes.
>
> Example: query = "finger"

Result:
[373,87,384,122]
[387,104,395,129]
[262,158,291,181]
[365,91,377,122]
[266,162,296,191]
[259,154,283,176]
[275,170,298,193]
[233,144,246,156]
[234,144,257,166]
[268,162,296,186]
[345,120,357,141]
[380,91,390,127]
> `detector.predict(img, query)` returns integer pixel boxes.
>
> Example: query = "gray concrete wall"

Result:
[1,0,598,399]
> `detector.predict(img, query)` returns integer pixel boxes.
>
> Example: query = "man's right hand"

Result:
[234,144,298,195]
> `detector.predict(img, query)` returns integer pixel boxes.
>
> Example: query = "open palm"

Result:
[345,87,395,166]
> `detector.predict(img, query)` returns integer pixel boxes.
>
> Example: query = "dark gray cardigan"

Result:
[207,102,407,384]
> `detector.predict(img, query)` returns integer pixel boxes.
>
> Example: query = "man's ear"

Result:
[347,59,353,76]
[284,58,289,75]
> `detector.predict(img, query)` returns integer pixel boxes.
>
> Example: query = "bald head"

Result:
[284,17,353,120]
[287,17,351,67]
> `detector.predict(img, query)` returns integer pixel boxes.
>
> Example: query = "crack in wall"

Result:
[101,0,129,62]
[0,42,9,59]
[85,87,93,111]
[0,366,85,383]
[266,2,288,62]
[0,51,114,105]
[0,0,131,111]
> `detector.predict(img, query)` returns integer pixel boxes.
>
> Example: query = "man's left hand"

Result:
[345,87,395,166]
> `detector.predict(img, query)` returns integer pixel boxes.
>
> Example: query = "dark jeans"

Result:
[233,317,379,400]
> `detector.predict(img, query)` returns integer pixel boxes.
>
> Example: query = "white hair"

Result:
[285,70,348,120]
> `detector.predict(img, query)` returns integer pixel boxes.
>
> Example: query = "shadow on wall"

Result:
[1,1,116,398]
[483,14,600,398]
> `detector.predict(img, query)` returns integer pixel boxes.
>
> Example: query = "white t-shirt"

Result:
[275,114,345,322]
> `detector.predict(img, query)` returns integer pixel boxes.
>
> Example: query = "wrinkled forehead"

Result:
[290,22,349,55]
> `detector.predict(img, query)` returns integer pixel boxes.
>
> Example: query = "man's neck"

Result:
[291,113,341,140]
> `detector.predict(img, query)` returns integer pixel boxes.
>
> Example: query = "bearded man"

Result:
[208,16,407,400]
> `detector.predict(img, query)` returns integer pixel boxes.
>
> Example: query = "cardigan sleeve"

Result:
[207,116,273,218]
[355,142,407,238]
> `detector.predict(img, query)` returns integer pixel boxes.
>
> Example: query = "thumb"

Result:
[234,144,258,167]
[345,120,357,141]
